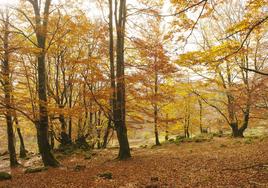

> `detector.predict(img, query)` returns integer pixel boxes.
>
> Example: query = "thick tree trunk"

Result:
[6,116,18,167]
[231,105,250,138]
[36,37,58,167]
[31,0,59,167]
[230,122,244,138]
[114,0,131,160]
[116,126,131,159]
[36,125,58,166]
[240,104,250,135]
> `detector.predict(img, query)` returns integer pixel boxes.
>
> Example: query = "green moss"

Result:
[74,165,86,172]
[54,153,65,160]
[244,138,253,144]
[98,172,112,179]
[84,153,92,160]
[25,167,48,174]
[0,172,11,181]
[139,144,148,149]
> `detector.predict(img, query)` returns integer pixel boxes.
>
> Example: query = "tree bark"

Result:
[230,104,250,138]
[104,0,116,150]
[59,106,71,145]
[153,56,160,146]
[30,0,59,166]
[165,114,169,141]
[114,0,131,160]
[17,127,27,158]
[230,122,243,137]
[154,94,160,145]
[97,110,101,149]
[102,119,111,148]
[68,118,72,141]
[198,99,203,134]
[240,105,250,135]
[15,116,27,158]
[2,12,18,167]
[49,126,55,150]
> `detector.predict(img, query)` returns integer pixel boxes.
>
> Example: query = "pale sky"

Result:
[0,0,17,6]
[0,0,198,54]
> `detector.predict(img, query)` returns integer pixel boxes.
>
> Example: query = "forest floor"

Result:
[0,136,268,188]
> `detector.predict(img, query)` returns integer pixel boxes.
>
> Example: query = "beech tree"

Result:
[177,0,268,137]
[23,0,59,166]
[0,9,18,167]
[0,0,267,171]
[111,0,131,159]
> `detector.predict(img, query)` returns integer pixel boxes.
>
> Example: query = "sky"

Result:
[0,0,17,6]
[0,0,198,55]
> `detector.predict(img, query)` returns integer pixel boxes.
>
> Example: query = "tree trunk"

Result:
[185,126,190,138]
[97,110,101,149]
[68,85,73,140]
[59,112,71,145]
[198,99,203,134]
[154,105,160,145]
[114,0,131,160]
[31,0,59,167]
[36,49,58,166]
[6,116,18,167]
[105,0,116,150]
[2,14,18,167]
[49,129,55,150]
[13,116,27,158]
[102,119,111,148]
[165,114,169,141]
[231,105,250,138]
[230,122,244,138]
[68,118,72,141]
[36,124,58,166]
[153,56,160,146]
[239,104,250,136]
[17,127,27,158]
[184,97,190,138]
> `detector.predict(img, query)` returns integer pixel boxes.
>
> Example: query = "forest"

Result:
[0,0,267,187]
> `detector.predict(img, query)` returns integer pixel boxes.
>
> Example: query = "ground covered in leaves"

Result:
[0,136,268,188]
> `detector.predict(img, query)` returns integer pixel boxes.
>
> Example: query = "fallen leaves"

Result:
[0,137,267,187]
